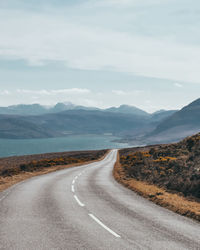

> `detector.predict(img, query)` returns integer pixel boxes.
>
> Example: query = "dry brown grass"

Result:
[113,152,200,222]
[0,150,109,192]
[120,134,200,200]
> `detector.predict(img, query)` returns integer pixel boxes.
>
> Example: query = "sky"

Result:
[0,0,200,112]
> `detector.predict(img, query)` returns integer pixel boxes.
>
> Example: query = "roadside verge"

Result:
[113,152,200,222]
[0,149,109,192]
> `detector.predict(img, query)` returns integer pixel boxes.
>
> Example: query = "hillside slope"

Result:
[28,109,150,136]
[119,133,200,200]
[0,115,56,139]
[146,98,200,143]
[0,110,150,139]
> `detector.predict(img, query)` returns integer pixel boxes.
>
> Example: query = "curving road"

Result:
[0,150,200,250]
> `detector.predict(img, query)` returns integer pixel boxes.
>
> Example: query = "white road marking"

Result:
[88,213,121,238]
[71,185,75,193]
[74,195,85,207]
[75,176,78,180]
[72,179,75,184]
[0,195,6,202]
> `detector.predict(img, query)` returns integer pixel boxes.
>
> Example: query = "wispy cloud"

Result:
[86,0,172,8]
[174,83,183,88]
[112,90,127,96]
[112,90,143,96]
[1,88,99,108]
[0,90,11,95]
[16,88,91,95]
[0,0,200,112]
[0,2,200,83]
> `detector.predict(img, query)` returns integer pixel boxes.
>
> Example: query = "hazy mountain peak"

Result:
[152,109,167,115]
[53,102,75,110]
[184,98,200,109]
[106,104,149,116]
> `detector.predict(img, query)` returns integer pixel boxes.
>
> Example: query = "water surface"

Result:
[0,135,129,157]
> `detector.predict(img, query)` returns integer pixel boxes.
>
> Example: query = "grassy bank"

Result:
[0,149,108,192]
[113,134,200,222]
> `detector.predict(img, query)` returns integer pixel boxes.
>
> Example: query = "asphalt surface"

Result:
[0,150,200,250]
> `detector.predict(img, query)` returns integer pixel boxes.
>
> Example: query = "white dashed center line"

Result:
[88,213,121,238]
[71,156,121,239]
[74,195,85,207]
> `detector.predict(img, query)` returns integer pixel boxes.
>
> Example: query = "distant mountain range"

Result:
[0,102,174,118]
[0,102,107,116]
[0,110,150,139]
[0,99,199,144]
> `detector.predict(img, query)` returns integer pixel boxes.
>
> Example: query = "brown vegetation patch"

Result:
[0,149,108,192]
[120,134,200,200]
[114,133,200,222]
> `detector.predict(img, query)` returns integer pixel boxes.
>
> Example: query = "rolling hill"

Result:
[146,98,200,143]
[0,115,56,139]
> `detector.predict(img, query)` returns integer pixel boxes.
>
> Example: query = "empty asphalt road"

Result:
[0,150,200,250]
